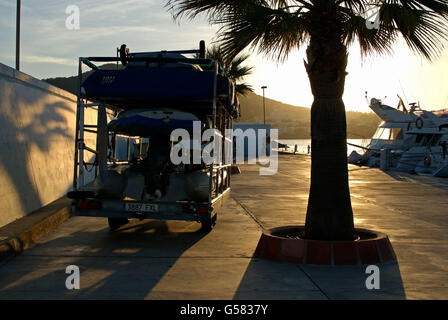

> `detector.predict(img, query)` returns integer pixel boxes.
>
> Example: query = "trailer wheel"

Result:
[108,218,129,231]
[201,214,217,232]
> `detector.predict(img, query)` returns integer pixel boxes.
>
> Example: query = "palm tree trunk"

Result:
[304,30,355,240]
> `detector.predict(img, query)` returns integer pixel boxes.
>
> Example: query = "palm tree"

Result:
[167,0,448,240]
[206,45,254,95]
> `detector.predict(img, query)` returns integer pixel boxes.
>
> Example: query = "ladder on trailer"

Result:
[73,60,142,191]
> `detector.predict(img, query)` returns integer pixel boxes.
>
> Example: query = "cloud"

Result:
[0,1,220,78]
[0,0,33,11]
[25,25,160,44]
[0,0,16,9]
[76,25,158,38]
[83,0,156,15]
[21,55,77,66]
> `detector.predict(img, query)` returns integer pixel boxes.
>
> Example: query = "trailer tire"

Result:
[108,217,129,231]
[201,214,217,232]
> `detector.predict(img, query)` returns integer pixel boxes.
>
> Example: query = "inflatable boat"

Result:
[107,108,201,137]
[80,50,240,118]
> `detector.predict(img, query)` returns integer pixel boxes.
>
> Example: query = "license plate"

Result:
[125,203,158,213]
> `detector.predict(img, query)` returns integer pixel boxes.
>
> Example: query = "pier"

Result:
[1,154,447,299]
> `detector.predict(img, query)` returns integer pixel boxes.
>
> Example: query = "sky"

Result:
[1,0,447,112]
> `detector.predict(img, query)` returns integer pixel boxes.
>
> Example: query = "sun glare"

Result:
[246,41,448,113]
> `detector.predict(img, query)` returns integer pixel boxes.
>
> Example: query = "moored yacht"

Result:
[348,97,448,177]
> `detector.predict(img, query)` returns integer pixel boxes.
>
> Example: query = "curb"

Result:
[0,197,72,261]
[254,226,396,265]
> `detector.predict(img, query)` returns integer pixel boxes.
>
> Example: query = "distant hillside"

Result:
[237,92,381,139]
[43,68,381,139]
[43,63,121,95]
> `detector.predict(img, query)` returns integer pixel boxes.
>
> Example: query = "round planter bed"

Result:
[254,226,396,265]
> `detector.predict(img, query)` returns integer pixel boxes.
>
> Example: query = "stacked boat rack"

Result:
[67,41,239,231]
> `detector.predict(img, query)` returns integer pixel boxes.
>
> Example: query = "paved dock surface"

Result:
[0,154,447,299]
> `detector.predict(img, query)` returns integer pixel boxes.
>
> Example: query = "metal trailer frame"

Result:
[69,43,234,230]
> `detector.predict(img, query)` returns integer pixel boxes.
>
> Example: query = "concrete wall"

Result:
[0,63,98,228]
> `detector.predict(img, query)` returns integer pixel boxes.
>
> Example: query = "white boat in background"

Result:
[348,96,448,177]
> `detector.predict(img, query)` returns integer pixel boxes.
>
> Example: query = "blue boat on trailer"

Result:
[68,41,238,231]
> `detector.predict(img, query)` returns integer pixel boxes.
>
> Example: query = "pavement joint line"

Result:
[231,196,266,232]
[296,264,331,300]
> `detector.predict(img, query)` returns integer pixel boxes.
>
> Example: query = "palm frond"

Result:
[167,0,448,62]
[400,0,448,16]
[205,44,254,94]
[236,83,254,95]
[216,4,310,61]
[379,1,448,60]
[167,0,310,61]
[230,63,254,80]
[166,0,255,21]
[341,6,396,57]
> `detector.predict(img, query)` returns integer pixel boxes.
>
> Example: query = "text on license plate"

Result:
[125,203,158,213]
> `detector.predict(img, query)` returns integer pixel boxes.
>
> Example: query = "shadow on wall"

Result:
[0,67,78,227]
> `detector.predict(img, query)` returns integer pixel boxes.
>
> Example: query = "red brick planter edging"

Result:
[254,226,396,265]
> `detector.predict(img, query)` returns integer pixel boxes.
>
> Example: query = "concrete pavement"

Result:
[0,197,327,299]
[0,154,447,299]
[232,154,448,299]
